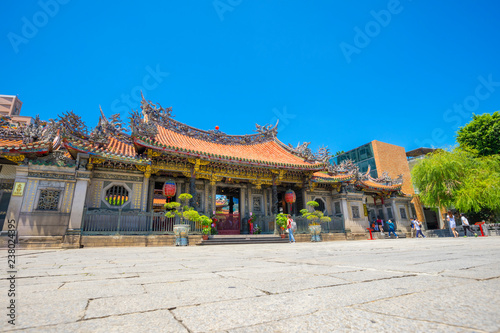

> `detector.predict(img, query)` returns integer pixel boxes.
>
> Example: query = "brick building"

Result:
[336,141,425,226]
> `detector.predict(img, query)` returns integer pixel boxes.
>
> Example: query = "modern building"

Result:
[0,95,33,126]
[0,95,413,247]
[335,140,425,225]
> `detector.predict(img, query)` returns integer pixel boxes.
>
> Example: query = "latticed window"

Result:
[105,185,129,206]
[352,205,360,219]
[37,190,61,211]
[400,207,407,219]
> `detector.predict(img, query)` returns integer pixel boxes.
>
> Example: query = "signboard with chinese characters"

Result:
[12,182,26,197]
[363,204,368,216]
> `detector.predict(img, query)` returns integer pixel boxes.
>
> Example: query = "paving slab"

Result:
[0,237,499,332]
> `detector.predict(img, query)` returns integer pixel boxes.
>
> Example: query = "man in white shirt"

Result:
[414,218,425,238]
[461,213,474,237]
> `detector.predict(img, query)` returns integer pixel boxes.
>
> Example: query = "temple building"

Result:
[0,95,412,247]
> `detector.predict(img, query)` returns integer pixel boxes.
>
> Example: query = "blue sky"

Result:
[2,0,500,154]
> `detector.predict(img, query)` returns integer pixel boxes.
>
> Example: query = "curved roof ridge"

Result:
[154,117,278,145]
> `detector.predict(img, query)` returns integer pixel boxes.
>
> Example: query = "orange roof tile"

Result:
[312,171,355,182]
[106,137,135,156]
[63,138,146,164]
[0,138,23,147]
[359,180,402,191]
[145,126,317,168]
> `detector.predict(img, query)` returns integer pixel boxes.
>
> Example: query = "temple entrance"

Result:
[424,208,439,230]
[215,187,240,234]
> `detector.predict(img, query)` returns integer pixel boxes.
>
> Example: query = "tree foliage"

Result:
[412,149,500,214]
[300,201,331,225]
[457,111,500,156]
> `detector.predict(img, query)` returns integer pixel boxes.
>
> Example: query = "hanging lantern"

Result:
[162,180,176,198]
[285,189,296,204]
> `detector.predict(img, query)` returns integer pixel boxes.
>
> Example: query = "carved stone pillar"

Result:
[189,176,196,210]
[272,175,278,214]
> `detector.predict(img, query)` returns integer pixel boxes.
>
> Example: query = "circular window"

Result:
[105,185,129,206]
[314,198,326,212]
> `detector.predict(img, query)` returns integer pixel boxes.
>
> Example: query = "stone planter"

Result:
[173,224,190,246]
[308,225,322,242]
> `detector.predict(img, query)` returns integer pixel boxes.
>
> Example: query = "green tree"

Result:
[164,193,203,224]
[457,111,500,156]
[300,201,331,225]
[412,149,500,216]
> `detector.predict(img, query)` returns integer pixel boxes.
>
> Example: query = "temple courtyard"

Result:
[1,237,500,332]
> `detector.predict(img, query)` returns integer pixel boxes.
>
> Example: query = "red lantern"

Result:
[285,189,296,204]
[215,126,219,130]
[162,180,176,198]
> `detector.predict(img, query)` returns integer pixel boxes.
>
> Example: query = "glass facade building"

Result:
[334,143,378,178]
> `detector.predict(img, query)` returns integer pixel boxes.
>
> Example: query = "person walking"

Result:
[376,216,384,235]
[461,213,475,237]
[287,215,296,243]
[386,219,398,238]
[447,211,459,238]
[410,218,417,238]
[414,218,426,238]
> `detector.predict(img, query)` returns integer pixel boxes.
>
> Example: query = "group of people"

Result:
[446,211,476,237]
[285,212,478,243]
[411,217,426,238]
[371,217,399,238]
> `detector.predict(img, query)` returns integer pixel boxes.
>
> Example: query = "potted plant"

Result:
[165,193,201,246]
[300,201,331,242]
[200,215,212,240]
[276,213,288,238]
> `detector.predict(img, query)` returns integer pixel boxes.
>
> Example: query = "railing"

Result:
[248,215,277,233]
[247,214,345,234]
[293,215,345,234]
[82,209,203,235]
[82,209,346,236]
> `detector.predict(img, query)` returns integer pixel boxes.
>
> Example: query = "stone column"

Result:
[67,172,91,230]
[63,170,91,248]
[240,185,246,219]
[211,182,216,215]
[141,176,149,212]
[271,175,278,214]
[189,176,196,210]
[340,197,350,233]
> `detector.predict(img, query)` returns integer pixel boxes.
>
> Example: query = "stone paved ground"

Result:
[1,237,500,332]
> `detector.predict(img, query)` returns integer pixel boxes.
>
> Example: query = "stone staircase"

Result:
[199,234,290,245]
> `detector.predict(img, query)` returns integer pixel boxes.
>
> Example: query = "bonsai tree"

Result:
[164,193,201,224]
[300,201,331,225]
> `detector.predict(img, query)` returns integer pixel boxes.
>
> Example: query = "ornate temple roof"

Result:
[129,95,324,170]
[64,137,146,165]
[0,95,406,194]
[133,125,322,170]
